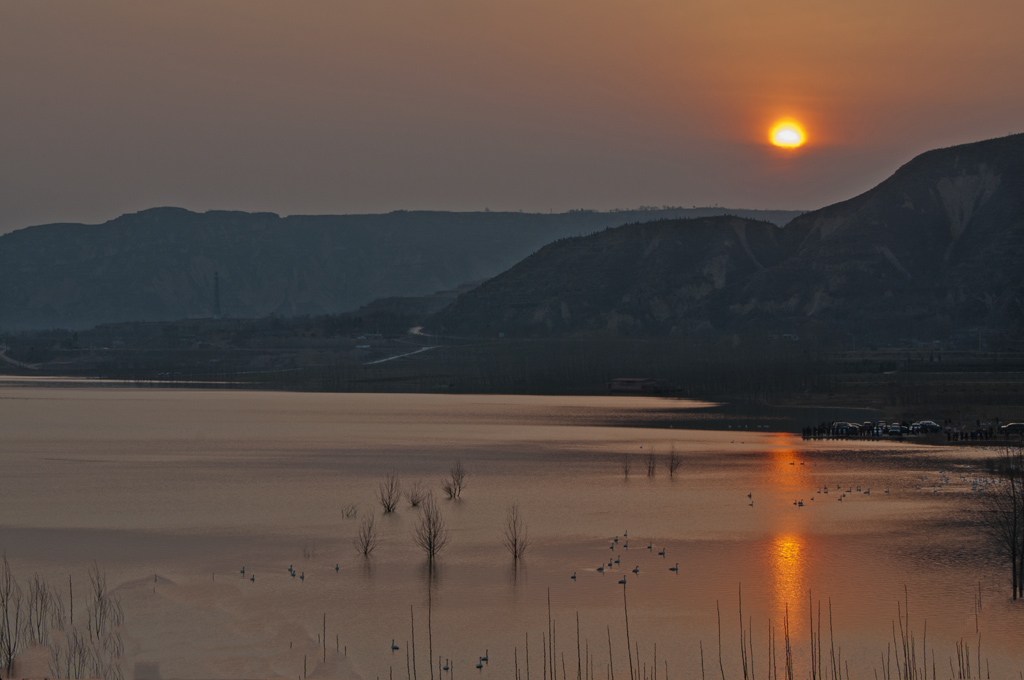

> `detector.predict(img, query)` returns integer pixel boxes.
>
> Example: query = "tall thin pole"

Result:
[623,585,633,680]
[577,612,582,680]
[411,606,418,680]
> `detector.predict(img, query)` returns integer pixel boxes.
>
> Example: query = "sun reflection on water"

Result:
[769,533,808,636]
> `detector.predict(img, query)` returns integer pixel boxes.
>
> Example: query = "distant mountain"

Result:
[746,133,1024,340]
[428,133,1024,344]
[0,206,801,330]
[428,216,786,337]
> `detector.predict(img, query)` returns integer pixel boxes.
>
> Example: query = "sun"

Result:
[770,121,806,148]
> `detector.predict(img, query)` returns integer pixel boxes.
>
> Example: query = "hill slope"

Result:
[429,216,785,336]
[429,133,1024,344]
[0,206,800,330]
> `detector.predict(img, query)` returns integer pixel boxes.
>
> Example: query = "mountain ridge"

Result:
[0,206,801,330]
[427,133,1024,344]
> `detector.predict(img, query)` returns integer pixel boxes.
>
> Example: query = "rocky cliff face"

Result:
[0,206,800,330]
[429,133,1024,343]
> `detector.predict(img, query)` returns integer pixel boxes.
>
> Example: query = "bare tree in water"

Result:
[442,459,467,499]
[48,562,125,680]
[379,471,402,513]
[0,553,24,671]
[355,514,381,557]
[667,445,682,479]
[646,451,657,477]
[501,503,531,562]
[405,480,427,507]
[414,495,450,561]
[984,446,1024,599]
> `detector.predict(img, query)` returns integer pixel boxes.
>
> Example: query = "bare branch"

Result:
[406,481,427,507]
[442,458,467,499]
[501,503,531,561]
[379,471,402,513]
[355,514,381,557]
[413,494,450,561]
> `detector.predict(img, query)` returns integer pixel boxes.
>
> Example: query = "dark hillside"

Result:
[429,133,1024,345]
[429,216,785,337]
[0,206,800,330]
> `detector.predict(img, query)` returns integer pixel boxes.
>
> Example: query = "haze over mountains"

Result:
[429,133,1024,345]
[2,133,1022,347]
[0,207,798,330]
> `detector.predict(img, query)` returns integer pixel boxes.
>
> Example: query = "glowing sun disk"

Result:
[770,122,806,148]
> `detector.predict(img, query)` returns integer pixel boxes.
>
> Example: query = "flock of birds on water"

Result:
[226,457,1004,676]
[569,530,682,585]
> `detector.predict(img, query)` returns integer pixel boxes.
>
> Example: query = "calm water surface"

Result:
[0,386,1019,679]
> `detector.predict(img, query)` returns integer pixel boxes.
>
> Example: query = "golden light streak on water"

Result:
[769,532,808,638]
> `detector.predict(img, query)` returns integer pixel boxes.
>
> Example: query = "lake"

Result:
[0,385,1018,679]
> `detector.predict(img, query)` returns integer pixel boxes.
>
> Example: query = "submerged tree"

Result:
[26,572,66,646]
[646,452,657,477]
[0,553,24,671]
[442,459,467,499]
[405,480,427,507]
[501,503,531,562]
[414,495,450,561]
[983,446,1024,599]
[379,471,402,513]
[667,445,682,479]
[48,562,125,680]
[355,514,381,557]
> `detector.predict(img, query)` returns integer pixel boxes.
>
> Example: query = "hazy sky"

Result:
[2,1,1022,234]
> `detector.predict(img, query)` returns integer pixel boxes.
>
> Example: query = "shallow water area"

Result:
[0,386,1019,679]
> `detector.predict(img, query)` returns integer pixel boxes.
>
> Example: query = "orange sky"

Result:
[2,0,1022,232]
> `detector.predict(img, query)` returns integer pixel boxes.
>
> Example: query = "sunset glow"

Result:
[771,122,807,148]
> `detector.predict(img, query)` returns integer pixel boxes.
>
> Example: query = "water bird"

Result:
[292,571,296,578]
[299,571,305,581]
[391,639,399,651]
[609,544,615,550]
[618,577,627,584]
[614,555,620,564]
[670,563,679,572]
[623,541,629,549]
[658,548,665,557]
[240,566,245,575]
[443,659,450,671]
[747,492,752,498]
[623,530,628,537]
[798,500,804,507]
[632,565,640,574]
[570,571,577,580]
[335,564,340,572]
[288,564,293,573]
[250,574,255,582]
[614,536,619,543]
[597,565,605,573]
[476,662,483,670]
[646,542,653,551]
[481,650,488,663]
